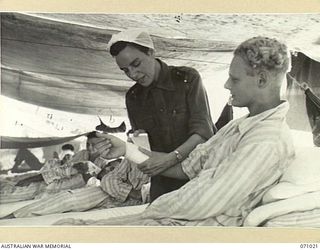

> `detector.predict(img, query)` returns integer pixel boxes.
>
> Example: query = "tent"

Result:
[1,12,320,152]
[287,52,320,146]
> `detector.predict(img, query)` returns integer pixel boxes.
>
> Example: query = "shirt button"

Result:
[183,79,187,83]
[160,108,164,112]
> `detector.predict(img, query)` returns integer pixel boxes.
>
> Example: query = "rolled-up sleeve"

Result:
[100,159,132,202]
[187,69,216,139]
[181,142,209,179]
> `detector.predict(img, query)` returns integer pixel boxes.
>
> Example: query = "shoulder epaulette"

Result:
[171,66,191,84]
[126,84,140,99]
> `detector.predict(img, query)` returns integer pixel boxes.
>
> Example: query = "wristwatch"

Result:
[174,150,183,162]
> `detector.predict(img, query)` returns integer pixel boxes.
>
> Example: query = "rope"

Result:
[287,73,309,91]
[287,73,320,109]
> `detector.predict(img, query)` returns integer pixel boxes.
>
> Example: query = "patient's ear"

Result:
[257,70,268,88]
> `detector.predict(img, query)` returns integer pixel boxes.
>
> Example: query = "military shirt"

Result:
[126,59,215,153]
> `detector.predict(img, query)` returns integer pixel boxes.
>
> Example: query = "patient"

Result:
[59,144,75,165]
[10,143,76,174]
[4,133,149,218]
[55,36,296,226]
[0,134,103,205]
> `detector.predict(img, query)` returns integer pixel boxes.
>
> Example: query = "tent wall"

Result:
[286,52,320,132]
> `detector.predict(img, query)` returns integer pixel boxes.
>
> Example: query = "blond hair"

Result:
[234,36,291,76]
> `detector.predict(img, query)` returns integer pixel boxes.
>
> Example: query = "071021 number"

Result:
[300,244,318,248]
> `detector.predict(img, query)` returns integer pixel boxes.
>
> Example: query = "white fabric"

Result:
[0,200,37,218]
[129,133,150,150]
[244,191,320,227]
[141,183,151,204]
[125,143,149,164]
[263,146,320,203]
[281,147,320,184]
[86,177,101,187]
[107,29,154,51]
[0,204,148,226]
[265,208,320,227]
[59,149,74,160]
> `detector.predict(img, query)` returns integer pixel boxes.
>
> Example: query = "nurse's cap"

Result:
[107,29,155,52]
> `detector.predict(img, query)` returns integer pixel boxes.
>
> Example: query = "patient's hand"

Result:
[94,133,126,159]
[127,129,146,143]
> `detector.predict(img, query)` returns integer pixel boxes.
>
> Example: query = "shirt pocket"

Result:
[172,105,189,126]
[172,105,189,144]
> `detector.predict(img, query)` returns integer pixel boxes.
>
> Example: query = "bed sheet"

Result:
[0,204,148,226]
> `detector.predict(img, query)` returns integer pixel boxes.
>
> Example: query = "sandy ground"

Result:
[33,13,319,43]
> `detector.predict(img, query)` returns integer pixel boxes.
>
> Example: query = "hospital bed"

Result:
[0,132,319,227]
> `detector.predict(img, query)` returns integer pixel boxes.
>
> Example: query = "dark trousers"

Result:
[12,149,44,173]
[150,175,188,202]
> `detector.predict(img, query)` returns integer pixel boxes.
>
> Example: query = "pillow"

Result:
[265,208,320,227]
[263,146,320,203]
[244,191,320,227]
[281,147,320,184]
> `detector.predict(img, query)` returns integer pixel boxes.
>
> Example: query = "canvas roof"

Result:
[1,12,319,118]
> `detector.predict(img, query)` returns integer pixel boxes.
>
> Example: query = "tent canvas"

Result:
[287,52,320,146]
[1,12,319,118]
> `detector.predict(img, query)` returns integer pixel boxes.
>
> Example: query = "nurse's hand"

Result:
[127,129,146,142]
[137,148,177,176]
